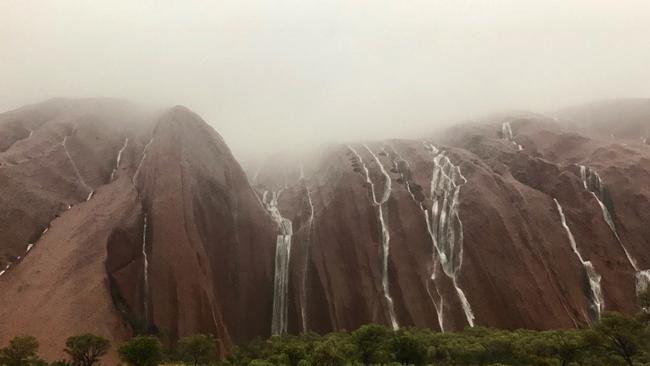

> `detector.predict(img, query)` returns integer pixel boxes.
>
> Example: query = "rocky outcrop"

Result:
[0,100,277,359]
[130,106,277,349]
[2,97,650,361]
[253,100,650,334]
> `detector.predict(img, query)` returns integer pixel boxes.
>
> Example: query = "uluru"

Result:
[2,1,650,365]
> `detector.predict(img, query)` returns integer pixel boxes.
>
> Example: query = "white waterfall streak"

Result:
[2,221,52,276]
[110,137,129,181]
[62,129,94,200]
[27,130,34,139]
[554,199,604,320]
[425,143,475,327]
[300,182,315,333]
[363,145,398,331]
[348,145,399,330]
[390,147,445,331]
[133,137,154,183]
[579,166,637,269]
[579,165,650,294]
[264,191,293,335]
[0,263,11,276]
[636,270,650,294]
[142,214,149,320]
[501,121,523,151]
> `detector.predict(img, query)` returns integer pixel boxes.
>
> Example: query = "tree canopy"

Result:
[64,334,110,366]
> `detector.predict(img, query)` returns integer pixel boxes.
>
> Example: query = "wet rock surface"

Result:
[1,98,650,358]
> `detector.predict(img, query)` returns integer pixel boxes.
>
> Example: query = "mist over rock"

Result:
[1,98,650,360]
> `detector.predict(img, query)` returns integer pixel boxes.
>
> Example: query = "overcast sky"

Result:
[1,1,650,159]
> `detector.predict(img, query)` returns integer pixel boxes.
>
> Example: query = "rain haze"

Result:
[1,0,650,160]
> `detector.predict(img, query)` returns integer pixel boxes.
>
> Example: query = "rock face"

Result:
[253,99,650,335]
[0,99,276,360]
[1,97,650,360]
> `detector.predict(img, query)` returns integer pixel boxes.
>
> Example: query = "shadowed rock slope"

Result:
[0,99,276,360]
[1,98,649,361]
[252,99,650,335]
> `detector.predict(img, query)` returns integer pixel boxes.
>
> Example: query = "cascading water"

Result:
[1,221,53,277]
[554,199,604,321]
[109,137,129,181]
[364,145,399,331]
[61,128,94,200]
[389,147,445,331]
[131,136,154,320]
[263,191,293,335]
[425,143,475,327]
[133,137,155,183]
[501,121,523,151]
[578,165,650,294]
[0,263,11,277]
[141,214,149,320]
[300,180,315,333]
[347,145,399,330]
[579,166,635,267]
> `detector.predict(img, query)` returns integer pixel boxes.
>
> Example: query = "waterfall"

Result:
[636,270,650,294]
[578,165,650,294]
[300,181,315,333]
[141,214,149,320]
[501,121,523,151]
[61,129,94,200]
[2,220,54,277]
[389,147,445,332]
[554,199,604,320]
[363,145,399,331]
[579,166,637,268]
[347,145,399,330]
[110,137,129,181]
[425,144,475,327]
[133,137,155,183]
[263,191,293,335]
[0,263,11,276]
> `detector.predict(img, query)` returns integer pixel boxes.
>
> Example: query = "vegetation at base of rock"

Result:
[174,335,218,366]
[4,295,650,366]
[64,334,110,366]
[228,314,650,366]
[0,335,43,366]
[118,336,163,366]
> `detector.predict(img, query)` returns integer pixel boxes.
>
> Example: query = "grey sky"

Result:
[2,1,650,159]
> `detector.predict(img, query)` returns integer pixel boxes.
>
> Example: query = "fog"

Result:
[2,1,650,160]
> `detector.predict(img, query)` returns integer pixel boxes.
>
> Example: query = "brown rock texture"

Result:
[0,99,276,360]
[253,99,650,335]
[1,97,650,361]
